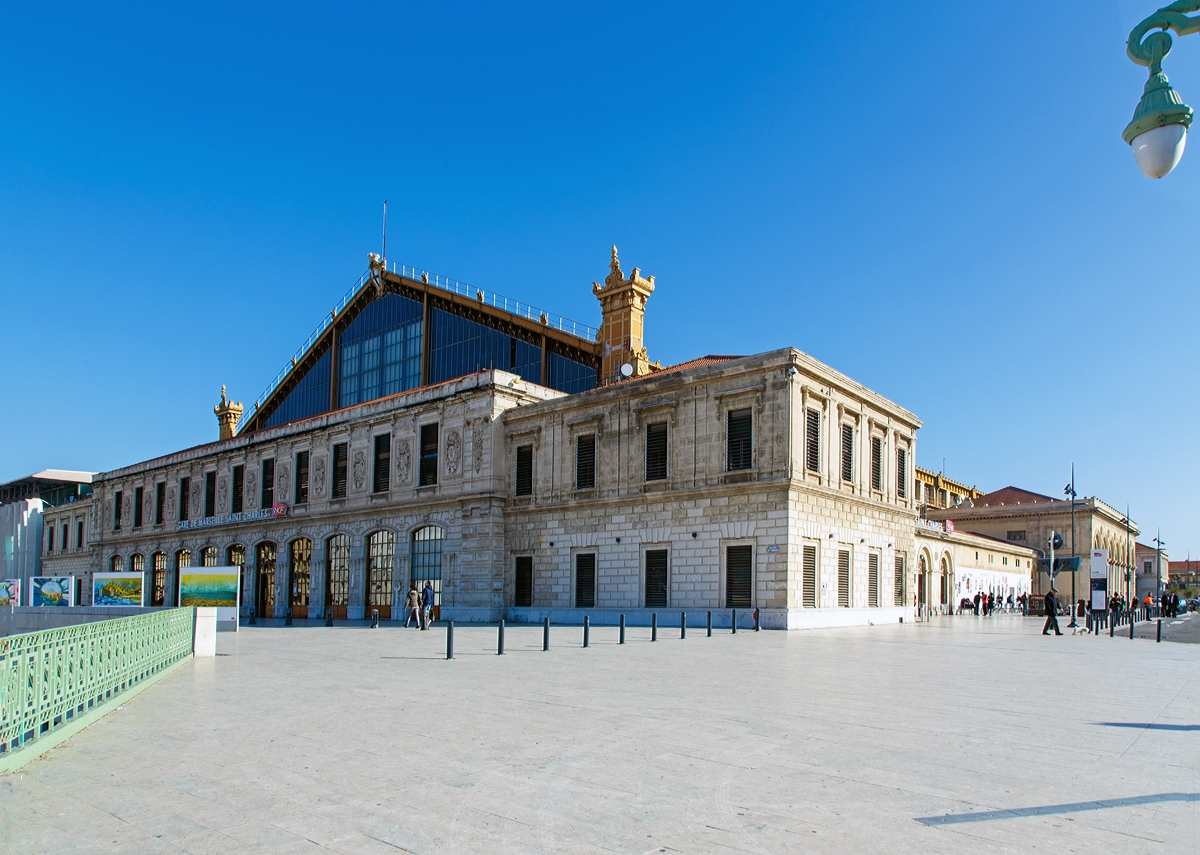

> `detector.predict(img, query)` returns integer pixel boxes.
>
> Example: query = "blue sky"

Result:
[3,1,1197,556]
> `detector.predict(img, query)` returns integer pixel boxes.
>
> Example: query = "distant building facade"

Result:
[914,521,1036,613]
[0,470,94,584]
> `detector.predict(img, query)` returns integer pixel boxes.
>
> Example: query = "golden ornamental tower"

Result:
[214,385,244,440]
[592,246,661,384]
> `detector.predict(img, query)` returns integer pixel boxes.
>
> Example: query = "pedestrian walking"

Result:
[1043,588,1063,636]
[421,581,434,629]
[404,584,421,628]
[973,592,981,616]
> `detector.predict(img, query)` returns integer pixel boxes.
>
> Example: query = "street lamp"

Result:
[1120,506,1133,604]
[1124,5,1200,178]
[1064,469,1077,627]
[1154,531,1166,604]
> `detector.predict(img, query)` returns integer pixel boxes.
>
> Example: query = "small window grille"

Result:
[326,535,350,610]
[870,436,882,492]
[868,553,879,607]
[896,448,907,499]
[515,445,533,496]
[296,451,310,503]
[201,546,217,567]
[231,467,243,514]
[802,544,817,608]
[840,424,854,483]
[515,556,533,607]
[205,471,216,518]
[155,482,165,525]
[645,549,668,608]
[645,422,668,481]
[114,491,123,530]
[151,552,166,606]
[575,553,596,608]
[110,554,121,572]
[727,409,752,471]
[133,486,144,528]
[261,459,275,507]
[373,434,390,493]
[838,549,850,607]
[805,408,820,473]
[419,423,439,486]
[576,434,596,489]
[725,545,752,608]
[332,444,348,498]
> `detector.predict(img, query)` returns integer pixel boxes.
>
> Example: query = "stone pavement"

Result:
[1132,611,1200,644]
[2,615,1197,854]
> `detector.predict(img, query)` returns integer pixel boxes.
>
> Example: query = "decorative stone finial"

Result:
[214,386,244,441]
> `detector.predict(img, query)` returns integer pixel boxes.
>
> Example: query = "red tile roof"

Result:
[972,486,1056,506]
[656,355,745,375]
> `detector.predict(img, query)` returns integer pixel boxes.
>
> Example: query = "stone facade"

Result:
[914,522,1037,614]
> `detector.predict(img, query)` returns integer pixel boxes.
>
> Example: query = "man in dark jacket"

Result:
[1043,588,1063,636]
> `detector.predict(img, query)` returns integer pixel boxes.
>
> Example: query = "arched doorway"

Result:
[289,538,312,619]
[256,542,276,619]
[151,552,166,606]
[326,534,350,619]
[366,531,395,620]
[940,556,949,611]
[917,553,928,611]
[411,526,443,620]
[173,550,191,608]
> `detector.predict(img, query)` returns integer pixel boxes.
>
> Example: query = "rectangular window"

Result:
[645,422,668,481]
[47,526,54,553]
[515,444,533,496]
[837,549,850,607]
[924,483,934,503]
[76,521,84,552]
[332,443,348,499]
[155,482,165,525]
[113,490,123,530]
[727,408,752,472]
[725,544,752,608]
[515,556,533,607]
[1007,530,1026,542]
[805,408,820,473]
[950,492,959,506]
[575,553,596,608]
[938,489,947,507]
[372,435,389,493]
[62,523,68,553]
[296,451,310,503]
[419,423,439,486]
[205,471,216,518]
[178,479,189,521]
[896,448,907,499]
[231,466,243,514]
[868,553,879,607]
[870,436,882,492]
[576,434,596,489]
[802,544,817,608]
[645,549,668,608]
[133,486,144,529]
[261,459,275,508]
[840,424,854,483]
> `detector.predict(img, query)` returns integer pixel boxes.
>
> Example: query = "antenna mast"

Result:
[382,199,388,267]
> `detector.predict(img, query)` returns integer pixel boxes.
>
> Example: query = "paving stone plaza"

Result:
[3,615,1198,854]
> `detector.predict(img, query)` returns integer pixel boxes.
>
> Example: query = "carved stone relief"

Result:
[352,450,366,491]
[472,425,484,473]
[122,494,132,528]
[279,465,291,504]
[313,457,326,498]
[166,488,176,521]
[104,499,112,531]
[396,440,411,484]
[217,477,228,512]
[446,431,461,476]
[143,493,154,526]
[246,471,257,509]
[190,482,202,518]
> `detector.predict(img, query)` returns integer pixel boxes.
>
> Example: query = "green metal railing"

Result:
[0,608,194,771]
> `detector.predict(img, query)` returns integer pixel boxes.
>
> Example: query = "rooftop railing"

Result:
[246,263,598,423]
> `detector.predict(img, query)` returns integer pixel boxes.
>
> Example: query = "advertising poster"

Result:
[179,566,240,631]
[30,577,74,607]
[92,572,144,607]
[0,579,19,607]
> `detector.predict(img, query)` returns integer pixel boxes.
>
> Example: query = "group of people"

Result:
[403,581,435,629]
[960,591,1014,616]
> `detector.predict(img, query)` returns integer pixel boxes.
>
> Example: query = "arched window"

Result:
[175,549,192,571]
[110,554,123,573]
[200,546,218,567]
[411,526,443,608]
[289,538,312,619]
[939,556,949,605]
[226,544,245,567]
[151,552,167,607]
[255,542,276,619]
[131,553,145,575]
[326,534,350,619]
[367,531,396,619]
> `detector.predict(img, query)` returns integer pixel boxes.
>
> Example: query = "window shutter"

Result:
[515,556,533,607]
[372,434,389,493]
[515,445,533,496]
[133,487,143,529]
[802,545,817,608]
[840,425,853,483]
[261,459,275,507]
[725,545,752,608]
[178,480,188,521]
[805,408,820,473]
[575,554,596,608]
[896,448,907,499]
[205,471,216,518]
[332,444,347,498]
[645,422,668,481]
[296,452,310,503]
[838,549,850,607]
[230,468,242,514]
[894,554,905,606]
[645,549,668,608]
[576,434,596,489]
[419,423,439,486]
[868,553,879,607]
[727,409,752,471]
[870,436,882,492]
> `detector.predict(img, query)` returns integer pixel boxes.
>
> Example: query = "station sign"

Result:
[177,504,288,532]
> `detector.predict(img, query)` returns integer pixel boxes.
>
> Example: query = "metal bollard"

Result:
[754,608,760,631]
[285,609,293,627]
[681,611,686,640]
[248,609,256,626]
[652,613,658,642]
[583,615,590,648]
[543,617,550,651]
[1157,619,1162,643]
[325,608,333,627]
[1110,616,1114,637]
[498,620,505,655]
[732,608,737,634]
[446,621,454,659]
[707,610,712,637]
[1130,616,1135,640]
[619,614,625,645]
[371,608,379,629]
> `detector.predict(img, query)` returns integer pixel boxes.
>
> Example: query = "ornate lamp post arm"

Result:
[1124,3,1199,177]
[1128,2,1200,69]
